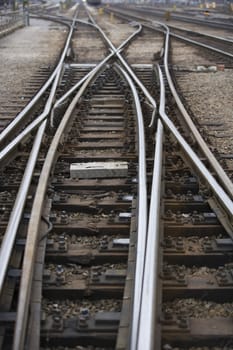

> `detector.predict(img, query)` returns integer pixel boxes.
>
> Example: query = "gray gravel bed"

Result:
[42,298,122,319]
[163,298,233,318]
[163,263,218,276]
[89,9,135,48]
[45,263,127,282]
[164,235,226,253]
[73,24,107,63]
[171,39,233,171]
[0,18,67,120]
[48,233,125,249]
[90,9,163,64]
[163,263,233,276]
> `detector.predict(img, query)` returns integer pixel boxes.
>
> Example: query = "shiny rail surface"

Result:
[11,10,145,350]
[120,4,233,31]
[0,10,78,295]
[84,8,233,349]
[0,4,233,350]
[104,6,233,201]
[0,14,72,149]
[105,6,233,59]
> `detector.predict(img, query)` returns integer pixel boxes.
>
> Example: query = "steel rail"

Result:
[86,10,157,118]
[86,9,233,346]
[0,13,73,148]
[115,63,147,350]
[103,7,233,200]
[12,19,145,347]
[51,52,115,127]
[0,6,78,314]
[0,68,65,294]
[156,63,233,216]
[12,64,113,350]
[170,30,233,59]
[0,15,78,164]
[116,5,233,31]
[0,122,46,295]
[137,119,163,350]
[160,21,233,200]
[137,62,233,349]
[105,7,233,59]
[51,19,142,126]
[168,23,233,44]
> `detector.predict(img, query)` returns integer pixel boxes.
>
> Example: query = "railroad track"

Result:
[116,4,233,31]
[0,3,233,350]
[106,6,233,60]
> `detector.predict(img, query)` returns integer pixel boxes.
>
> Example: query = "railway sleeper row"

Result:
[0,53,232,349]
[161,136,233,348]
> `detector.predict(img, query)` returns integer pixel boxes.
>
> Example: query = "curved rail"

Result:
[51,18,143,126]
[115,63,148,350]
[114,5,233,31]
[12,23,144,350]
[0,12,79,295]
[104,6,233,201]
[105,7,233,59]
[0,13,74,148]
[0,14,77,164]
[137,118,163,350]
[157,63,233,215]
[12,65,102,350]
[0,15,142,160]
[160,21,233,200]
[168,23,233,45]
[86,10,233,348]
[86,10,157,114]
[137,61,233,349]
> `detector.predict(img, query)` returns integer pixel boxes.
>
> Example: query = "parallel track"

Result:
[0,4,232,350]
